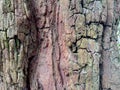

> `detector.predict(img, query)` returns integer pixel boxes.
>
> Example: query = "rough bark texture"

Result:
[0,0,120,90]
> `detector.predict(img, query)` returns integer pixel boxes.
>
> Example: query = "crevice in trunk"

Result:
[99,62,103,90]
[23,0,41,89]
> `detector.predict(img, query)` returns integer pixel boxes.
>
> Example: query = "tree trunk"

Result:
[0,0,120,90]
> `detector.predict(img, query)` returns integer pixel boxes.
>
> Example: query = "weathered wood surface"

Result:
[0,0,120,90]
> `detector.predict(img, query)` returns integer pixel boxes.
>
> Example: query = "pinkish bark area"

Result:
[28,0,73,89]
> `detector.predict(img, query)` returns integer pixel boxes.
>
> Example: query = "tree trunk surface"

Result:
[0,0,120,90]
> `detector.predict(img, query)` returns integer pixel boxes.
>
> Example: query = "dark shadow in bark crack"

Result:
[17,0,43,89]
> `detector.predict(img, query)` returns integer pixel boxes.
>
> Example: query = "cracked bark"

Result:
[0,0,120,90]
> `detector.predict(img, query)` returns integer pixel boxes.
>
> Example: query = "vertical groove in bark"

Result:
[51,1,58,89]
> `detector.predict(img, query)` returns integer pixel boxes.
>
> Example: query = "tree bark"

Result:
[0,0,120,90]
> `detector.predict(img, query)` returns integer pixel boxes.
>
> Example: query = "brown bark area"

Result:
[0,0,120,90]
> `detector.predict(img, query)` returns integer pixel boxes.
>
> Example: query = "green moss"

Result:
[3,0,13,13]
[118,57,120,62]
[5,29,9,50]
[4,29,10,60]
